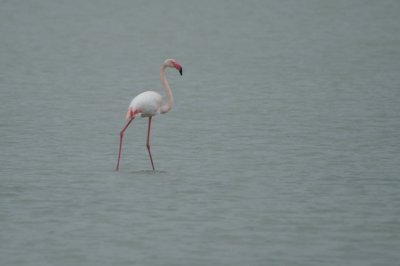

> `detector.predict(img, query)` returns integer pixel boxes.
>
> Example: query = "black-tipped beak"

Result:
[172,62,183,76]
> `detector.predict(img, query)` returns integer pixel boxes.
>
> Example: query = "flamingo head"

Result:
[164,59,183,76]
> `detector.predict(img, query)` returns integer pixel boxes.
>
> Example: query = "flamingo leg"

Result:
[115,117,135,171]
[146,116,155,171]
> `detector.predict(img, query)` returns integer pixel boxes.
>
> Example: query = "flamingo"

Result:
[115,59,183,171]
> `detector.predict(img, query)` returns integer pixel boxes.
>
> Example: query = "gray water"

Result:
[1,0,400,265]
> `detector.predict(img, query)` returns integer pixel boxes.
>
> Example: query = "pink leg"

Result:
[146,116,155,171]
[115,117,135,171]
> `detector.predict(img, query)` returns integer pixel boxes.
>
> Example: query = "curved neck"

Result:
[160,65,173,114]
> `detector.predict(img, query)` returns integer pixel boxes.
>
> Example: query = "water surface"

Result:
[1,0,400,265]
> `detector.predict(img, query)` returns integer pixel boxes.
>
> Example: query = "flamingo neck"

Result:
[160,65,174,114]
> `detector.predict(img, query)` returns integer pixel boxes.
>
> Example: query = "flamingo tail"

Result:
[125,109,138,121]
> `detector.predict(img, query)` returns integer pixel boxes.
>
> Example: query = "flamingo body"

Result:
[116,59,183,171]
[126,91,162,119]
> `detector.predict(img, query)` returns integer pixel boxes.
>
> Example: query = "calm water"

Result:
[1,0,400,265]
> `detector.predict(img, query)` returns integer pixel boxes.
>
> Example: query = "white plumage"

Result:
[127,91,163,118]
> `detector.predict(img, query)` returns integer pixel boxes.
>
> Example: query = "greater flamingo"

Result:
[115,59,183,171]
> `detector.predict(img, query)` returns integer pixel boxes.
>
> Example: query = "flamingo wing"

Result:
[128,91,163,117]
